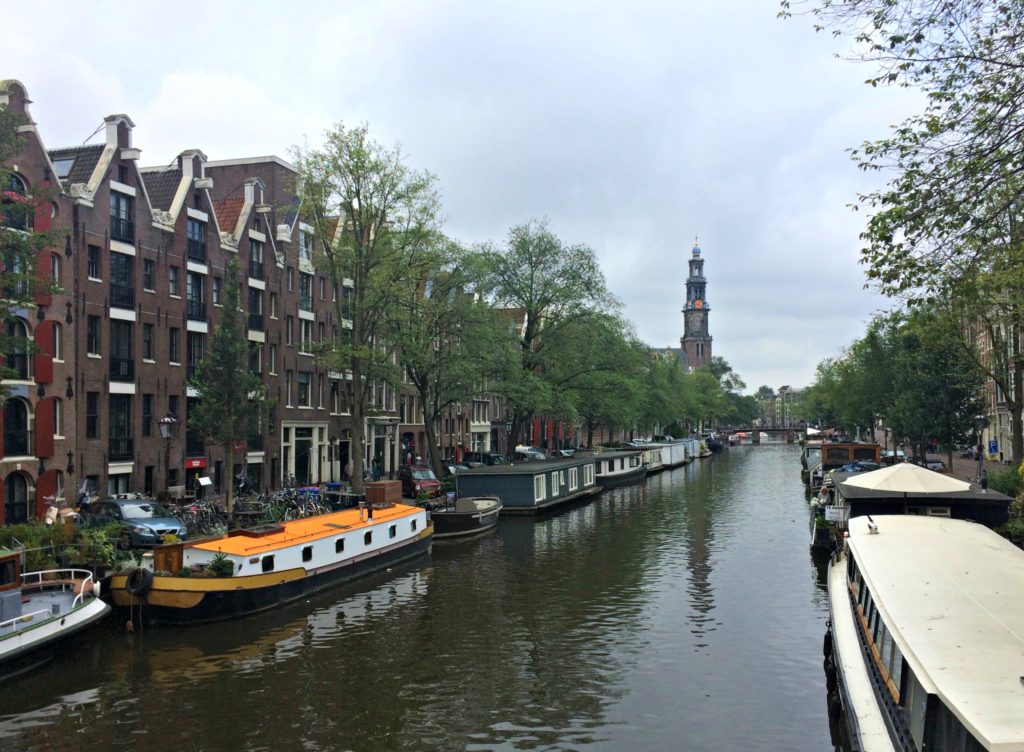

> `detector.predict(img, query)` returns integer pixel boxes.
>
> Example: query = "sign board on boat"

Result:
[824,505,849,523]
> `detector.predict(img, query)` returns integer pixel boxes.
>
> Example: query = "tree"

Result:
[476,219,620,448]
[386,238,511,479]
[295,123,442,498]
[783,1,1024,294]
[188,255,268,514]
[1,104,60,393]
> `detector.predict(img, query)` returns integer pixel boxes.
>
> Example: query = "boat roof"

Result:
[593,449,643,459]
[190,504,423,557]
[834,472,1012,503]
[458,456,595,475]
[846,516,1024,750]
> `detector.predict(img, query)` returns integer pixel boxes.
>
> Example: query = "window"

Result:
[168,394,180,419]
[299,273,313,311]
[87,315,101,355]
[335,538,345,553]
[1,173,30,230]
[53,397,64,437]
[319,276,326,300]
[187,332,205,378]
[584,464,594,485]
[389,525,397,539]
[110,253,134,308]
[269,292,277,319]
[142,323,154,360]
[285,370,293,406]
[269,344,277,374]
[142,394,153,437]
[186,272,205,320]
[50,254,60,284]
[187,218,206,262]
[298,371,311,407]
[287,267,294,291]
[110,191,134,243]
[411,519,417,532]
[88,245,100,279]
[169,266,180,296]
[363,531,372,545]
[299,229,313,262]
[142,258,154,290]
[302,546,313,562]
[212,277,222,305]
[534,475,546,502]
[300,320,312,353]
[248,342,261,375]
[569,467,578,490]
[86,392,99,438]
[286,316,294,346]
[248,239,264,280]
[261,555,274,573]
[52,322,63,361]
[551,472,560,496]
[169,327,180,363]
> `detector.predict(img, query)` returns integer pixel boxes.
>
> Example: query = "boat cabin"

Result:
[455,456,599,514]
[594,450,646,487]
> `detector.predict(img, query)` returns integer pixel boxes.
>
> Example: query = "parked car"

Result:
[925,459,949,474]
[445,463,470,477]
[549,448,577,458]
[83,498,187,548]
[397,465,442,499]
[514,446,547,462]
[462,452,508,466]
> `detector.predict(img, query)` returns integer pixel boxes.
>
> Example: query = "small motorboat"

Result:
[429,495,502,539]
[0,549,111,677]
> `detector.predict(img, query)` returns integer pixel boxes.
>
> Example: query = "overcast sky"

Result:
[8,1,916,392]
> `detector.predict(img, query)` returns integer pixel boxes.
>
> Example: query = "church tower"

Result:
[681,241,712,369]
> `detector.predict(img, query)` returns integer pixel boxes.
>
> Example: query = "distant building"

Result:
[681,241,712,369]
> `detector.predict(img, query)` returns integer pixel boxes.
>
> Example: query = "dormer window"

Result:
[1,173,30,231]
[118,164,128,184]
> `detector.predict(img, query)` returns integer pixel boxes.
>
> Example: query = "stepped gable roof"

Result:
[213,197,245,233]
[47,144,104,187]
[140,168,182,211]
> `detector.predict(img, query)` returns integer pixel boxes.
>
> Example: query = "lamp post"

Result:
[158,415,178,492]
[973,414,987,481]
[504,415,513,462]
[456,407,464,463]
[385,417,399,479]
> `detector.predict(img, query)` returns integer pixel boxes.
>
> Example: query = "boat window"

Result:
[411,519,417,532]
[902,668,928,749]
[0,558,16,588]
[534,475,546,502]
[853,447,878,461]
[929,699,986,751]
[880,628,894,673]
[262,555,275,573]
[926,506,951,518]
[389,525,396,539]
[890,644,903,697]
[569,468,578,490]
[302,546,313,562]
[551,472,560,496]
[873,613,884,645]
[335,538,345,553]
[364,531,372,545]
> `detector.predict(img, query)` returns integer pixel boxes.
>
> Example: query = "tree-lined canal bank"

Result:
[0,444,836,751]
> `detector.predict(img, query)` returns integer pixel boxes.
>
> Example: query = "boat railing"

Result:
[19,568,97,609]
[0,607,54,632]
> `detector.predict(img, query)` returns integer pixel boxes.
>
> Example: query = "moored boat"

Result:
[108,503,432,624]
[455,456,600,514]
[827,516,1024,752]
[429,495,502,539]
[0,550,110,676]
[594,450,647,488]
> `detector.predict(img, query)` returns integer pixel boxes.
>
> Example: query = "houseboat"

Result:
[108,503,432,624]
[594,449,647,488]
[827,516,1024,752]
[637,443,667,474]
[801,440,822,485]
[455,456,600,514]
[430,495,502,539]
[654,438,695,468]
[809,442,881,490]
[1,549,110,675]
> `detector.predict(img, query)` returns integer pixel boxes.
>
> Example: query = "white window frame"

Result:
[550,472,560,497]
[569,467,578,490]
[534,474,546,502]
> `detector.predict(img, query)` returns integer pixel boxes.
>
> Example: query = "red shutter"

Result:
[35,397,54,458]
[34,320,53,384]
[34,251,52,306]
[35,469,58,520]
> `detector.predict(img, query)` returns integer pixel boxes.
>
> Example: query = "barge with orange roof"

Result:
[107,503,432,624]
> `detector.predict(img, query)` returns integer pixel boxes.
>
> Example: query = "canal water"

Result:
[0,444,838,751]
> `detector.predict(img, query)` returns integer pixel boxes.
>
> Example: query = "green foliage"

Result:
[206,552,235,577]
[997,518,1024,547]
[987,466,1021,498]
[295,122,442,493]
[188,255,269,512]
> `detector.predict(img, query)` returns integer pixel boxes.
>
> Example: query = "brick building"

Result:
[0,80,422,522]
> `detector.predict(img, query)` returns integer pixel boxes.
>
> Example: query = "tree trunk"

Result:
[1013,326,1023,465]
[225,441,234,516]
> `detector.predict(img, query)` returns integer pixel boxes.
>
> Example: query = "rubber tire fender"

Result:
[124,568,154,596]
[823,629,833,658]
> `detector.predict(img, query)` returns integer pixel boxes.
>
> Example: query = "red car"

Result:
[397,465,441,499]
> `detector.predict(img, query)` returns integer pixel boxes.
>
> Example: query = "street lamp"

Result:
[456,406,464,463]
[973,414,987,481]
[385,417,399,479]
[158,415,178,491]
[504,414,513,462]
